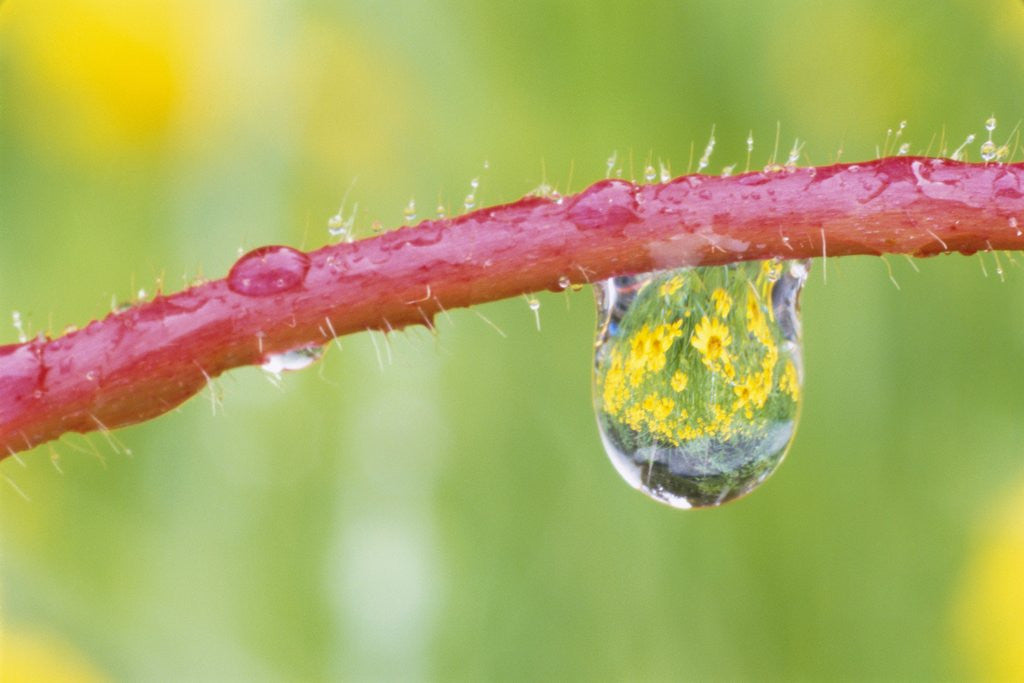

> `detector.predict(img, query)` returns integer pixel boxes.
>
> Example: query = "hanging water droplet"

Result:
[659,162,671,183]
[746,132,754,153]
[228,246,311,297]
[403,199,417,223]
[436,204,447,219]
[261,345,325,377]
[897,143,910,156]
[986,116,997,133]
[464,194,476,211]
[558,275,572,290]
[644,165,657,183]
[527,297,541,330]
[592,259,808,508]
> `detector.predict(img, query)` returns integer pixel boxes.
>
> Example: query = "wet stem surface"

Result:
[2,157,1024,459]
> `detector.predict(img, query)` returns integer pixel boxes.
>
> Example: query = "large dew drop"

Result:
[228,246,311,297]
[593,260,808,509]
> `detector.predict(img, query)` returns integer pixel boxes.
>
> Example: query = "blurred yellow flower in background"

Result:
[2,0,185,155]
[952,481,1024,680]
[1,0,413,211]
[0,626,107,682]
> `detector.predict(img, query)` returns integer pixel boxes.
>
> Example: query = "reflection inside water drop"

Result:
[592,259,808,509]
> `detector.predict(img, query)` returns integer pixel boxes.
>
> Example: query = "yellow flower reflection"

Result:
[670,371,689,393]
[659,275,684,297]
[779,360,800,401]
[711,288,732,318]
[691,316,732,366]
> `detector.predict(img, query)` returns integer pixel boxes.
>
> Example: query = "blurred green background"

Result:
[3,1,1024,680]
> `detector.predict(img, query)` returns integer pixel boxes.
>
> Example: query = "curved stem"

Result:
[3,156,1024,459]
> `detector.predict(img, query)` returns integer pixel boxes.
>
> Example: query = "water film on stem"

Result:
[592,259,809,508]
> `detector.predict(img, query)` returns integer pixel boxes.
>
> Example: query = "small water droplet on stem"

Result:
[261,345,325,377]
[11,311,27,344]
[227,246,311,297]
[952,133,976,161]
[606,151,618,179]
[697,125,716,173]
[981,141,997,163]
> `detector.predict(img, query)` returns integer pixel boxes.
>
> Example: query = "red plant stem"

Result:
[3,156,1024,459]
